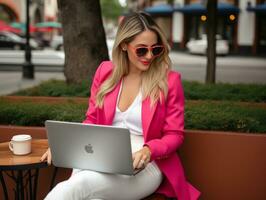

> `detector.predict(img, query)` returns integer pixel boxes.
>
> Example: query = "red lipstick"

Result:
[140,60,150,65]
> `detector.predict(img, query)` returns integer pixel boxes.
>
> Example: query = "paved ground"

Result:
[0,50,265,96]
[169,51,266,84]
[0,71,65,95]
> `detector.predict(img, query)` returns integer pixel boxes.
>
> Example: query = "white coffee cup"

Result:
[9,134,32,155]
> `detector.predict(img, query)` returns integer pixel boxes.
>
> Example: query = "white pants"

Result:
[45,134,163,200]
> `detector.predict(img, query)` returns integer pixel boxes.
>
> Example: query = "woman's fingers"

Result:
[132,152,141,169]
[136,158,146,169]
[41,148,52,165]
[40,150,47,161]
[132,148,150,169]
[142,146,151,162]
[47,148,52,165]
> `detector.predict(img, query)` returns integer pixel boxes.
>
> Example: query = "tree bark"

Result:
[57,0,109,85]
[206,0,217,84]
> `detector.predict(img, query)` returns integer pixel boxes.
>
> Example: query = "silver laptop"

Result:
[45,120,142,176]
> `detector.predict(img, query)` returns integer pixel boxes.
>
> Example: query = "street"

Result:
[0,49,265,95]
[0,49,65,95]
[0,49,64,71]
[169,51,266,84]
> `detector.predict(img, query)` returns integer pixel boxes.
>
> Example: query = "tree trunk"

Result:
[206,0,217,84]
[57,0,109,85]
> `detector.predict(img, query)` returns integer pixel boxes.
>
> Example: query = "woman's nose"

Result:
[145,50,153,59]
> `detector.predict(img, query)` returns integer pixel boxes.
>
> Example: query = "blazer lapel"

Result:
[103,80,159,139]
[142,97,158,141]
[103,80,122,125]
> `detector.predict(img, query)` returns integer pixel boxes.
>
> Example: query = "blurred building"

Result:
[0,0,20,22]
[128,0,174,46]
[0,0,58,24]
[127,0,266,55]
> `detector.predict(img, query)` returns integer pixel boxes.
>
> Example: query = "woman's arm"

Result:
[41,61,111,163]
[145,72,185,161]
[83,61,106,124]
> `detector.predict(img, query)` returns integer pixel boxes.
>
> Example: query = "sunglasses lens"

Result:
[152,46,164,56]
[136,48,148,57]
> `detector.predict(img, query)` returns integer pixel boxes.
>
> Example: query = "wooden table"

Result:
[0,139,48,200]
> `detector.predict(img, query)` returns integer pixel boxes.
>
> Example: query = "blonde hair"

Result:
[96,12,171,107]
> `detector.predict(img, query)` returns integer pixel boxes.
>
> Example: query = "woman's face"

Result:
[125,30,159,74]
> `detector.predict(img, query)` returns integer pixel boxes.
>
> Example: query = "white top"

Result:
[112,80,144,152]
[112,80,143,136]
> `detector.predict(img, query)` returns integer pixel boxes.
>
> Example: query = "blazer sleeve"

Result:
[145,72,185,161]
[83,61,105,124]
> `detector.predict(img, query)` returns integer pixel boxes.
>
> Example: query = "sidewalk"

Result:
[0,71,65,95]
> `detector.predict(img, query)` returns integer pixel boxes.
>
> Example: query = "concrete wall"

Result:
[44,0,58,21]
[237,0,255,46]
[173,0,185,44]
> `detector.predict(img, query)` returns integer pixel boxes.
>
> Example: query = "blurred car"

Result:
[0,31,38,50]
[186,34,229,55]
[50,35,64,51]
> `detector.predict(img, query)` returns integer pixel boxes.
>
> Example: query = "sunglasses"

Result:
[128,44,164,58]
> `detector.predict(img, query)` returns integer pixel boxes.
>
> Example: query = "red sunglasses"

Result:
[128,44,164,58]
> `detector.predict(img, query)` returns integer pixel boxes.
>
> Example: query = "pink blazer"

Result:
[83,61,200,200]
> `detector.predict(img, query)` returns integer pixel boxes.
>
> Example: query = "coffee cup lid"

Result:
[11,134,32,141]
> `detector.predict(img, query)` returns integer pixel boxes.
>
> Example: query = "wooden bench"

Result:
[1,125,266,200]
[142,194,173,200]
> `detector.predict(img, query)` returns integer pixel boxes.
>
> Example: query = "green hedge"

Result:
[0,100,86,126]
[12,80,91,97]
[11,80,266,103]
[1,99,265,133]
[183,81,266,103]
[185,101,266,133]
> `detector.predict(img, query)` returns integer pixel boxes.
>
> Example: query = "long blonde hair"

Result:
[96,12,171,107]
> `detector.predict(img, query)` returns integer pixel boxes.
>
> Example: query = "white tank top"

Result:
[112,80,145,152]
[112,80,143,136]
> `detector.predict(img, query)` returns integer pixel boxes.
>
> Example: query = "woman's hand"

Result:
[132,146,151,169]
[41,148,52,165]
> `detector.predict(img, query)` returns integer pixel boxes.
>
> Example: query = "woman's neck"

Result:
[124,70,142,87]
[128,63,142,76]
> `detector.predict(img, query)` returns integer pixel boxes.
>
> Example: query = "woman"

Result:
[41,12,200,200]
